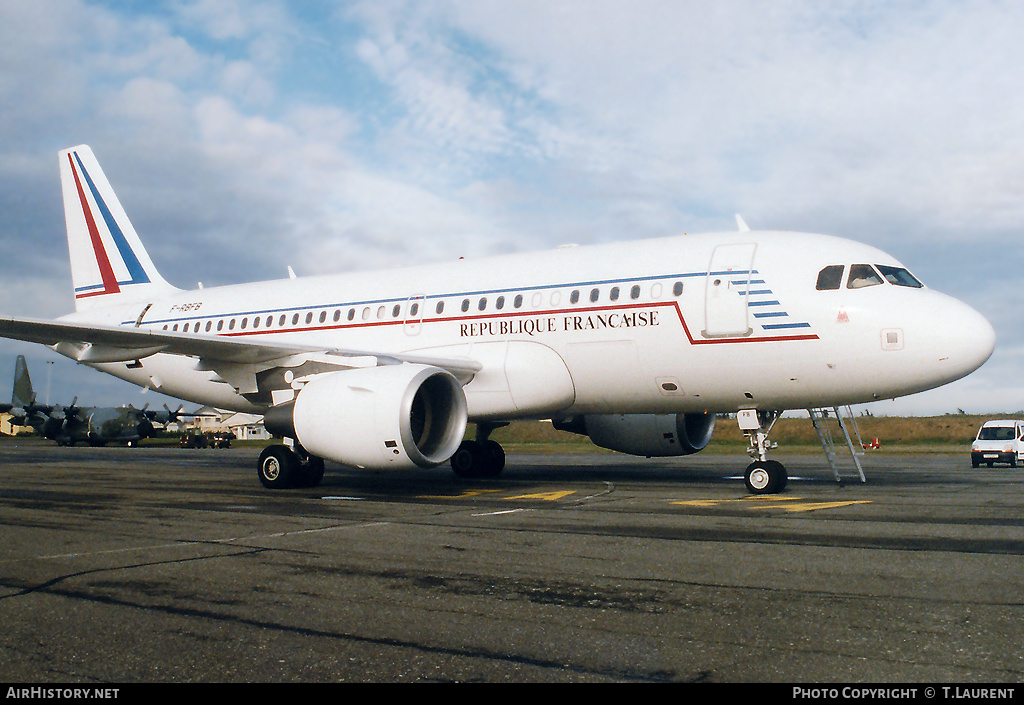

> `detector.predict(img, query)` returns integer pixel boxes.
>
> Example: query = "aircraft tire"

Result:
[258,445,298,489]
[482,440,505,477]
[744,460,786,494]
[450,440,505,479]
[295,456,326,488]
[450,440,483,478]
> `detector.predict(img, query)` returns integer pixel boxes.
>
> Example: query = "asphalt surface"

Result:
[0,441,1022,684]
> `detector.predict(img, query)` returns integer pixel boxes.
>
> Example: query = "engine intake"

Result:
[265,364,468,469]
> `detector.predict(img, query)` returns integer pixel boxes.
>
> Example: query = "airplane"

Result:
[0,145,995,493]
[0,354,194,446]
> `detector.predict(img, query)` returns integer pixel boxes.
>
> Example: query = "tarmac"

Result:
[0,441,1022,684]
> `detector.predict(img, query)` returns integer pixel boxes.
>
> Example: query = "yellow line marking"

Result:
[671,496,871,512]
[415,489,577,501]
[774,500,872,512]
[416,489,504,499]
[505,491,576,501]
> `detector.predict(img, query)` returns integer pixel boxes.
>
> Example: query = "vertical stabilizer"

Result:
[11,355,34,407]
[59,145,178,311]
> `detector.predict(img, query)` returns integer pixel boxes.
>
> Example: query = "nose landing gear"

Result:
[738,409,788,494]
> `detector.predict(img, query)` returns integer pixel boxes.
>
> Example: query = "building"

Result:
[185,407,269,440]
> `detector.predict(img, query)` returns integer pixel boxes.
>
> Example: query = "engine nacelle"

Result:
[267,364,468,470]
[558,412,715,457]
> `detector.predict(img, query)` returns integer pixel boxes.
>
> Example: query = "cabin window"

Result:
[392,304,401,317]
[673,281,684,296]
[495,296,505,310]
[478,298,487,311]
[436,301,445,315]
[361,307,370,320]
[610,287,620,301]
[590,288,600,302]
[816,265,844,290]
[266,316,273,327]
[217,320,224,331]
[847,264,883,289]
[333,310,341,322]
[376,306,386,319]
[205,321,212,332]
[305,312,313,324]
[292,313,299,325]
[570,290,580,304]
[630,285,641,300]
[461,299,470,312]
[252,317,260,329]
[319,311,327,323]
[410,303,419,316]
[514,294,523,308]
[347,309,355,321]
[228,319,236,330]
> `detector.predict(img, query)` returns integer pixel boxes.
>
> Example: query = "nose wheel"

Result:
[744,459,788,494]
[738,410,788,494]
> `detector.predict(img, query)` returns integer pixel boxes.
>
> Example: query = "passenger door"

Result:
[704,243,756,337]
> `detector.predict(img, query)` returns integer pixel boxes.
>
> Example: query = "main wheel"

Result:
[451,440,484,478]
[295,456,326,488]
[481,440,505,478]
[258,445,298,489]
[450,440,506,479]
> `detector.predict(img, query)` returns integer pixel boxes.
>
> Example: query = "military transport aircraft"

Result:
[1,354,191,446]
[0,145,996,492]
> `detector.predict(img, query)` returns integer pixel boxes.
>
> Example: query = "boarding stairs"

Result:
[807,406,867,484]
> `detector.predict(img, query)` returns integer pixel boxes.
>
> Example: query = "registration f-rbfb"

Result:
[0,146,995,493]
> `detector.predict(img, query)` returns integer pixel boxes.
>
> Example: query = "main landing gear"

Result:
[450,422,507,479]
[257,442,325,489]
[737,409,788,494]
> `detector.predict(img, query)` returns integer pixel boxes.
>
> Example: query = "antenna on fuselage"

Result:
[735,214,751,232]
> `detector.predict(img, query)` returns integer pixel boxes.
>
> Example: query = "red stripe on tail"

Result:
[68,153,119,296]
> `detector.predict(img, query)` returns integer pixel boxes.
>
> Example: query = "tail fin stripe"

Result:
[71,151,150,286]
[61,144,179,312]
[67,152,120,297]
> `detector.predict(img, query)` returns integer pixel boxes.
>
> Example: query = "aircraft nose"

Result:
[934,296,995,381]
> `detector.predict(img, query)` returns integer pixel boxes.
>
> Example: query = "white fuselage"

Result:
[62,230,995,420]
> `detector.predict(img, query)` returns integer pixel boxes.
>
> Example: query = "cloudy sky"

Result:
[0,0,1021,417]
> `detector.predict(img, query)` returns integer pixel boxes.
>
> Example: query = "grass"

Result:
[484,414,1007,455]
[2,413,1013,455]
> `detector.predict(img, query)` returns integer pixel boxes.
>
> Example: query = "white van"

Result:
[971,420,1024,467]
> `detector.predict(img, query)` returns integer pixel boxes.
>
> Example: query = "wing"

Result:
[0,316,482,401]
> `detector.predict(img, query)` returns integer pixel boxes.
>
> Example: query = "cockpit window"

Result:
[876,264,924,288]
[815,265,844,290]
[847,264,883,289]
